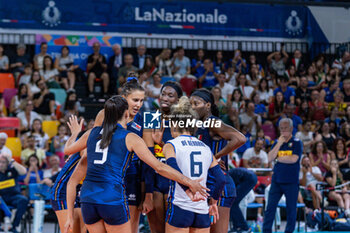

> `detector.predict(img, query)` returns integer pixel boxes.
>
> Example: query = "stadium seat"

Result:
[49,88,67,111]
[3,88,18,109]
[0,73,15,93]
[180,77,197,96]
[42,121,60,139]
[0,117,20,136]
[5,137,22,163]
[261,123,276,140]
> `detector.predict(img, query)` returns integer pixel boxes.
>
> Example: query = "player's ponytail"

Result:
[121,76,144,97]
[100,95,128,149]
[170,96,198,135]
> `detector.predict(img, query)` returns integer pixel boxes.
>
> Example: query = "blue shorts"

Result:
[51,199,80,211]
[218,173,236,208]
[166,204,210,228]
[81,202,129,225]
[125,174,141,206]
[154,173,169,194]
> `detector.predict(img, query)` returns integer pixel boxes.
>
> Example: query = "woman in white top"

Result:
[28,71,41,95]
[40,55,65,89]
[9,83,31,116]
[54,46,78,91]
[156,48,172,77]
[256,78,273,105]
[28,119,49,151]
[0,45,9,72]
[236,73,254,100]
[17,100,42,134]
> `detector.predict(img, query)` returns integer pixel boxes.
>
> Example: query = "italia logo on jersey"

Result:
[131,122,142,131]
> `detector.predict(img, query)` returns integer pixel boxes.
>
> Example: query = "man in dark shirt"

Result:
[0,153,27,233]
[10,43,31,76]
[87,42,109,98]
[33,79,56,121]
[107,44,122,94]
[133,44,147,69]
[295,76,311,105]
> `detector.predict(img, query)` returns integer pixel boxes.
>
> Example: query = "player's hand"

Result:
[142,194,154,214]
[67,115,84,135]
[152,127,165,145]
[188,178,210,198]
[64,216,74,233]
[209,200,219,225]
[218,160,226,171]
[185,190,206,202]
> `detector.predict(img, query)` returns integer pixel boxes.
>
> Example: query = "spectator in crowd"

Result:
[22,154,43,185]
[140,56,157,79]
[146,73,162,99]
[53,124,69,164]
[296,100,310,122]
[191,48,205,77]
[216,72,234,102]
[309,89,327,121]
[239,101,262,137]
[285,65,298,89]
[133,44,147,69]
[87,42,109,98]
[0,133,12,157]
[242,138,268,169]
[0,44,9,72]
[268,91,284,124]
[236,73,254,100]
[198,58,218,88]
[340,122,350,146]
[256,78,273,105]
[332,51,350,77]
[295,121,314,154]
[332,138,350,180]
[18,63,33,85]
[274,76,295,104]
[40,55,62,89]
[33,79,56,120]
[263,118,302,233]
[247,64,262,88]
[310,140,331,174]
[342,78,350,104]
[33,42,49,71]
[20,134,46,167]
[118,54,138,90]
[64,90,83,114]
[247,54,264,76]
[171,46,191,81]
[228,49,247,73]
[28,70,41,95]
[251,91,267,121]
[290,49,305,76]
[9,83,31,116]
[211,87,227,117]
[299,155,323,209]
[155,48,172,77]
[252,129,271,149]
[325,159,350,216]
[27,119,49,151]
[328,91,347,118]
[17,100,41,134]
[10,43,31,76]
[267,46,289,76]
[315,122,336,151]
[107,43,122,93]
[0,93,4,117]
[295,76,311,105]
[226,66,238,87]
[43,154,61,178]
[0,153,28,233]
[324,79,340,104]
[277,104,302,135]
[54,46,78,91]
[60,100,78,125]
[213,50,225,74]
[229,88,245,114]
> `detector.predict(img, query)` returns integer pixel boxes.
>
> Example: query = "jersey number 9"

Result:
[190,151,202,177]
[94,139,108,165]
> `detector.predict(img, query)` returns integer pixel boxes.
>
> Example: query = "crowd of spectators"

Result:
[0,40,350,226]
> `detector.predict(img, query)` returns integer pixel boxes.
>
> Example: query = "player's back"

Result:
[80,124,132,206]
[168,135,212,214]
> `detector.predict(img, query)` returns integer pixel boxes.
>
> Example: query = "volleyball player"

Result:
[147,81,184,233]
[190,89,246,233]
[64,96,208,233]
[164,96,226,233]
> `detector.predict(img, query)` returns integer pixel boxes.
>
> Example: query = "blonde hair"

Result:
[170,96,198,135]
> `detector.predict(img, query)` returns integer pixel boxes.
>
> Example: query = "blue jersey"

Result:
[126,113,144,176]
[50,152,81,201]
[81,124,133,206]
[272,137,303,184]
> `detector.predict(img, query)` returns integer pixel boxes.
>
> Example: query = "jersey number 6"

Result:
[94,139,108,164]
[190,151,202,177]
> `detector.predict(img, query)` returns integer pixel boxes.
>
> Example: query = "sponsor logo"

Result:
[128,194,136,201]
[285,10,302,36]
[144,110,162,129]
[42,1,61,27]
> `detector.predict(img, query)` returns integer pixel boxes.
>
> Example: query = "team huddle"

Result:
[49,78,246,233]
